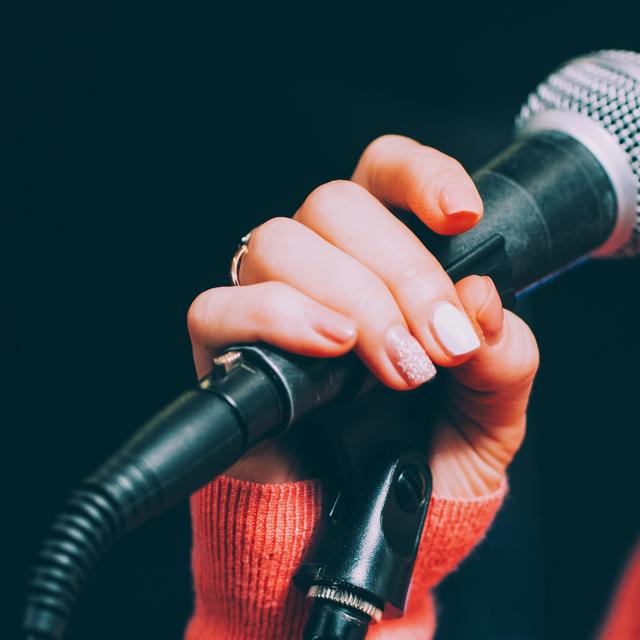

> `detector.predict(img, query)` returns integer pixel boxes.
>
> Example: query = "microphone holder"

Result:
[295,379,439,639]
[21,225,515,640]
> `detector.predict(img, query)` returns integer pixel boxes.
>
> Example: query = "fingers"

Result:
[427,276,539,496]
[449,275,540,422]
[239,216,436,390]
[352,134,483,235]
[187,282,357,379]
[194,134,488,393]
[293,180,481,366]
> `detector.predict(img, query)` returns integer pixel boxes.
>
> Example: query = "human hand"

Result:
[187,135,539,497]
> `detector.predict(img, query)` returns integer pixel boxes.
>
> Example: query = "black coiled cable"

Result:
[22,381,259,639]
[23,454,161,639]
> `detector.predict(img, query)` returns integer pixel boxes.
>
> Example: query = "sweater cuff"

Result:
[186,475,507,640]
[411,480,508,591]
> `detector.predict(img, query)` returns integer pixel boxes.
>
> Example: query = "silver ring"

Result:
[229,231,252,286]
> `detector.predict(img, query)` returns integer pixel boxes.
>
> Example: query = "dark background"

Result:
[5,2,640,639]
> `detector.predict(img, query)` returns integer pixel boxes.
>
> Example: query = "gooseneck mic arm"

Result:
[24,50,640,639]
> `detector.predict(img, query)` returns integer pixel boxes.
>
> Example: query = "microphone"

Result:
[24,50,640,639]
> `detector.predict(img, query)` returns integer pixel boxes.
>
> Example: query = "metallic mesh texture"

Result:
[518,50,640,257]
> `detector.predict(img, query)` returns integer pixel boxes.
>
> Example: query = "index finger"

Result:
[352,134,483,235]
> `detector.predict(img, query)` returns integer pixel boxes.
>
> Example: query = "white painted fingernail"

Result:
[432,302,481,356]
[385,325,436,386]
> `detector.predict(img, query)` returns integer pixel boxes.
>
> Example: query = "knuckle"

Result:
[299,180,367,226]
[249,282,291,327]
[187,288,223,341]
[305,179,364,211]
[251,216,296,249]
[349,275,392,318]
[363,134,411,160]
[396,261,443,292]
[404,148,467,185]
[249,217,298,266]
[392,259,451,303]
[357,135,411,186]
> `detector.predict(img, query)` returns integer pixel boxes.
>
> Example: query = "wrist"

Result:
[225,428,321,484]
[429,422,509,499]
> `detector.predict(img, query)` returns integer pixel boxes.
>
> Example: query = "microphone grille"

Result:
[517,50,640,257]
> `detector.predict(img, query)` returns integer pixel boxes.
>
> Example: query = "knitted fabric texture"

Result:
[185,475,506,640]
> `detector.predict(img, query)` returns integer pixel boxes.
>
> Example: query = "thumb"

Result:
[450,275,540,425]
[427,276,539,496]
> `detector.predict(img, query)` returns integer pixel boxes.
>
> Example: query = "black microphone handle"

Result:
[22,129,617,640]
[233,128,618,428]
[49,127,616,547]
[447,129,617,292]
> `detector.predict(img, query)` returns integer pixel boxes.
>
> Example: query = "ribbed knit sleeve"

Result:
[185,476,506,640]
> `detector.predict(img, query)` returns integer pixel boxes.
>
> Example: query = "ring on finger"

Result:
[229,230,253,286]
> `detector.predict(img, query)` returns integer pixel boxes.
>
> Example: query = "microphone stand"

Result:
[294,378,441,639]
[23,230,515,640]
[292,229,516,639]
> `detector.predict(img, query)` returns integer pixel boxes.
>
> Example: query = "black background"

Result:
[5,2,640,639]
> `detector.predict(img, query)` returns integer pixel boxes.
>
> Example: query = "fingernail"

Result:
[314,314,358,344]
[432,302,481,356]
[440,182,481,217]
[385,325,436,386]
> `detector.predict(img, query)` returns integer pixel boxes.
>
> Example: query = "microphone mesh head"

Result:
[517,50,640,257]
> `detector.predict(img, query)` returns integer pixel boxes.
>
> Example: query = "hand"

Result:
[188,135,539,497]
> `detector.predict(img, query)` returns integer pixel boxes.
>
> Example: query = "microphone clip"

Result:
[294,384,435,639]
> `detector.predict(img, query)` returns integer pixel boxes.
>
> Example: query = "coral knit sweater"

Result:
[185,476,640,639]
[185,475,506,640]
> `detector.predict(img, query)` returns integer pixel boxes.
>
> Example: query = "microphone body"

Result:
[448,130,616,291]
[22,129,620,640]
[24,51,640,639]
[231,127,622,431]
